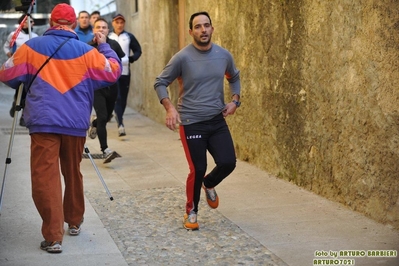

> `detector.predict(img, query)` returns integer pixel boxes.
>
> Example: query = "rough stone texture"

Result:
[115,0,180,117]
[15,0,395,229]
[85,187,287,266]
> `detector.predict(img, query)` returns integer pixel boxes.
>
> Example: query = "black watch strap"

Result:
[232,99,241,107]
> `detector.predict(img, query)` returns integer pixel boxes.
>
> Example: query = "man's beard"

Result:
[22,28,31,34]
[194,35,211,47]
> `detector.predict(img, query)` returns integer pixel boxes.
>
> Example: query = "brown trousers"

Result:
[30,133,85,242]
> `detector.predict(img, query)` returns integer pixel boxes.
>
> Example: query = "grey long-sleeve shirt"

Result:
[154,43,241,125]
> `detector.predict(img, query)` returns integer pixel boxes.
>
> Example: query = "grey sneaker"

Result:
[118,125,126,137]
[103,148,119,164]
[203,185,219,209]
[68,218,83,236]
[40,241,62,253]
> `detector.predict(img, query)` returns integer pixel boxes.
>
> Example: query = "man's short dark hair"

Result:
[189,11,212,30]
[93,17,108,26]
[78,10,90,17]
[18,14,25,24]
[18,14,34,24]
[90,10,100,17]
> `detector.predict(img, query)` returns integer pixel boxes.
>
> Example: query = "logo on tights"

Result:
[186,135,202,139]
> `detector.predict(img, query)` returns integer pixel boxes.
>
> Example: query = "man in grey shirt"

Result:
[154,11,241,230]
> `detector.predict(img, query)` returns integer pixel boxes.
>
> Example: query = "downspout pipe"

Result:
[178,0,185,49]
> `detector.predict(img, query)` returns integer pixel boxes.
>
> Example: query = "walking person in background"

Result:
[3,14,38,57]
[108,13,142,137]
[0,3,121,253]
[3,14,38,126]
[154,11,241,230]
[88,17,124,163]
[89,10,100,27]
[75,10,93,43]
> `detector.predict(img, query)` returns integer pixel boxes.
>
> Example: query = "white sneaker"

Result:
[68,218,83,236]
[118,125,126,137]
[103,148,119,164]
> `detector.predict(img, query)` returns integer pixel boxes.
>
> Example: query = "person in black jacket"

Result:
[88,18,125,163]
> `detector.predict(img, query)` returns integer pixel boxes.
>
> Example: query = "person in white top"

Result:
[3,14,39,57]
[108,14,142,137]
[3,14,38,126]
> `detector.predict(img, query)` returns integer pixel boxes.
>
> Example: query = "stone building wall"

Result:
[116,0,399,228]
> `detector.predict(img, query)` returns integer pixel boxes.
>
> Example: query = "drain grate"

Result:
[82,153,121,159]
[82,153,105,159]
[0,127,29,135]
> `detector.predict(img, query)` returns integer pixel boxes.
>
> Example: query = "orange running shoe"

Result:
[203,185,219,209]
[183,212,199,230]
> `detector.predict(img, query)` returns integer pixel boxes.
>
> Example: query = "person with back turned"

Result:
[154,11,241,230]
[0,3,121,253]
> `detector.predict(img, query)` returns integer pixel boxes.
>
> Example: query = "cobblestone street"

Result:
[86,187,284,265]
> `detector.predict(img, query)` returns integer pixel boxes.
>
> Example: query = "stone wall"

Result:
[117,0,399,228]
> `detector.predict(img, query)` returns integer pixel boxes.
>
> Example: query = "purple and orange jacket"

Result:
[0,26,122,137]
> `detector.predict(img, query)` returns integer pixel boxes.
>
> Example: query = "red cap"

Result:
[50,3,76,25]
[112,14,125,22]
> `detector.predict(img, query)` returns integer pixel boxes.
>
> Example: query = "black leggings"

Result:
[114,74,130,127]
[179,113,236,214]
[93,84,118,152]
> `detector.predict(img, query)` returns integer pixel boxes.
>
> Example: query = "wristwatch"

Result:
[232,99,241,107]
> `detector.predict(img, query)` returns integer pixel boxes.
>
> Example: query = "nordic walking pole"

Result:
[0,84,25,214]
[84,145,114,201]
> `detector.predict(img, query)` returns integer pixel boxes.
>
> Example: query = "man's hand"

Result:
[94,32,106,44]
[161,98,181,131]
[165,108,181,131]
[222,102,237,117]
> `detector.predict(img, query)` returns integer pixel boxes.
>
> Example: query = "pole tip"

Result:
[110,197,114,201]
